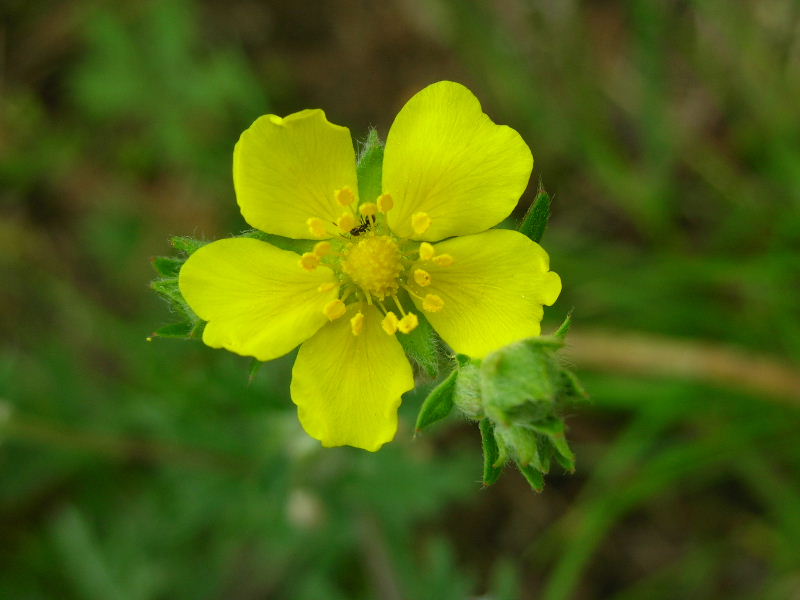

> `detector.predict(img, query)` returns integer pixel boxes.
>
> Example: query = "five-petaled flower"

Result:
[179,81,561,451]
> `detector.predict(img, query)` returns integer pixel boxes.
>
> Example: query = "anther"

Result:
[323,299,347,321]
[313,241,332,257]
[299,252,320,271]
[337,212,357,233]
[411,212,431,235]
[398,313,419,334]
[381,312,399,335]
[307,217,328,238]
[350,311,364,336]
[335,186,355,206]
[377,193,393,213]
[419,242,435,261]
[413,269,431,287]
[317,282,335,292]
[359,203,378,217]
[432,254,454,267]
[422,294,445,312]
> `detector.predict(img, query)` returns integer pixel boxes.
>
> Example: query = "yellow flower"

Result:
[178,81,561,451]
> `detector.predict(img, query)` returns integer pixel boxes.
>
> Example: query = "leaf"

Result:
[479,419,505,486]
[356,128,384,205]
[518,463,545,493]
[518,182,551,243]
[397,312,439,378]
[415,368,457,431]
[150,255,183,277]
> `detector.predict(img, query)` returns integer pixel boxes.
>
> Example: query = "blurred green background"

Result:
[2,1,800,598]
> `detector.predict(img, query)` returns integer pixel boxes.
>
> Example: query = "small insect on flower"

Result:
[178,81,561,451]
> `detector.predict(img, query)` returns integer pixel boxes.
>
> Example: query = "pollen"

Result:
[382,311,399,335]
[398,313,419,334]
[335,186,355,206]
[413,268,431,287]
[350,311,365,336]
[411,212,431,235]
[341,235,402,300]
[323,299,347,321]
[377,193,393,213]
[359,202,378,217]
[307,217,328,238]
[337,212,357,233]
[419,242,435,261]
[433,254,454,267]
[422,293,444,312]
[299,252,320,271]
[313,241,332,257]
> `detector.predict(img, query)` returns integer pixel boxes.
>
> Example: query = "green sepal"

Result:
[397,312,439,378]
[554,311,573,340]
[170,235,206,255]
[150,321,204,340]
[560,367,589,402]
[150,277,198,323]
[452,355,483,419]
[518,182,551,243]
[415,368,457,432]
[248,359,263,384]
[479,419,505,486]
[151,256,183,278]
[518,463,545,493]
[239,229,315,254]
[356,128,384,205]
[495,424,550,473]
[532,418,576,472]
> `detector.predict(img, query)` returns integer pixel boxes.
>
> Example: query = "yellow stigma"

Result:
[413,268,431,287]
[359,202,378,217]
[398,313,419,334]
[433,253,454,267]
[299,252,320,271]
[323,299,346,321]
[337,213,357,233]
[377,193,393,213]
[341,235,402,300]
[419,242,435,261]
[411,212,431,235]
[350,311,365,336]
[307,217,328,238]
[313,241,332,257]
[422,294,444,312]
[382,311,399,335]
[335,186,355,206]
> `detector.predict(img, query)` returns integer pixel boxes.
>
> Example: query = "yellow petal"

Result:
[411,229,561,358]
[290,305,414,451]
[179,238,338,361]
[383,81,533,241]
[234,110,358,239]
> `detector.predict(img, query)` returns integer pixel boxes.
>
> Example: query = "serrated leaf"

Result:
[415,368,457,431]
[518,463,545,492]
[397,312,438,378]
[479,419,505,486]
[151,255,183,277]
[356,128,384,205]
[170,236,206,255]
[518,182,551,243]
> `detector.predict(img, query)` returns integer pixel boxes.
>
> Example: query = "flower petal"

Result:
[383,81,533,241]
[290,305,414,451]
[179,237,337,361]
[234,109,358,239]
[411,229,561,358]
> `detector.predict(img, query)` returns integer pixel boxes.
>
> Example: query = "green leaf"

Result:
[170,235,206,255]
[416,368,457,431]
[356,128,384,205]
[479,419,505,486]
[150,255,183,277]
[397,312,439,378]
[518,182,551,243]
[518,463,545,493]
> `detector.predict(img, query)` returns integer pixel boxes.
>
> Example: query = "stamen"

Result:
[377,193,393,213]
[299,252,320,271]
[398,313,419,334]
[337,212,357,233]
[335,186,355,206]
[422,294,445,312]
[413,268,431,287]
[323,299,346,321]
[313,241,332,257]
[411,212,431,235]
[418,242,435,261]
[350,311,364,336]
[317,282,335,292]
[392,295,407,317]
[382,312,399,335]
[433,254,454,266]
[307,217,328,238]
[359,202,378,217]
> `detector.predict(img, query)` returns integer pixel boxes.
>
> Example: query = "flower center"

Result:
[341,235,402,300]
